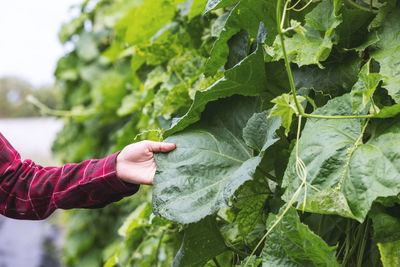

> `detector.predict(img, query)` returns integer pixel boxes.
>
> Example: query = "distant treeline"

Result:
[0,77,61,118]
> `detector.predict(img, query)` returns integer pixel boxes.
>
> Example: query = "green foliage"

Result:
[262,208,338,266]
[54,0,400,266]
[172,216,227,266]
[153,96,268,224]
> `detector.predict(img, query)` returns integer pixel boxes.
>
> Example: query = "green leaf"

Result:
[164,47,266,137]
[118,203,152,237]
[118,0,183,45]
[336,8,374,49]
[204,0,277,76]
[205,28,239,76]
[188,0,208,20]
[262,208,339,267]
[243,110,281,153]
[153,96,261,224]
[371,9,400,102]
[270,0,342,67]
[269,94,306,134]
[172,216,227,267]
[104,252,119,267]
[76,33,100,62]
[241,256,262,267]
[351,31,380,52]
[283,94,400,222]
[59,13,88,44]
[225,30,250,69]
[369,204,400,243]
[376,103,400,118]
[117,91,143,116]
[204,0,238,13]
[234,178,269,236]
[298,188,356,220]
[378,240,400,267]
[292,52,362,96]
[350,60,382,113]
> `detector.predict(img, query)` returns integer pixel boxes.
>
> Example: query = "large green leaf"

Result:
[283,94,400,222]
[336,8,374,49]
[172,217,227,267]
[164,47,266,137]
[153,96,262,224]
[204,0,276,76]
[270,0,342,67]
[292,52,361,96]
[262,208,339,267]
[371,9,400,102]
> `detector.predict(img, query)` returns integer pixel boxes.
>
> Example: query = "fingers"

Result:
[146,141,176,152]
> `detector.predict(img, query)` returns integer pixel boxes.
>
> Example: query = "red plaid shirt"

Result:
[0,132,139,220]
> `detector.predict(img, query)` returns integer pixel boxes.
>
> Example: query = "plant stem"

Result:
[256,167,278,181]
[341,220,352,266]
[357,219,370,267]
[303,113,374,119]
[155,231,165,267]
[278,33,304,118]
[213,257,221,267]
[346,223,364,263]
[225,242,251,257]
[345,0,378,13]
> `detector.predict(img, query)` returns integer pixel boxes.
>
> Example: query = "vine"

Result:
[53,0,400,265]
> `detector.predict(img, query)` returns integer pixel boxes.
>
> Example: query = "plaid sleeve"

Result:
[0,132,139,220]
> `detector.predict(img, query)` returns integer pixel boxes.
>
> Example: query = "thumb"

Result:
[146,141,176,152]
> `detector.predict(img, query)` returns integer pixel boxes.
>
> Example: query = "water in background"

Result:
[0,117,63,165]
[0,117,64,267]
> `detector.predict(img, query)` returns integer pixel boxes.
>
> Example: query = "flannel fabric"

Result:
[0,132,139,220]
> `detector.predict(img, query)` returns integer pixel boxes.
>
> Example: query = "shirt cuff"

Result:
[102,152,140,196]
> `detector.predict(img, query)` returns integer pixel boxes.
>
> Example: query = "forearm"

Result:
[0,134,139,220]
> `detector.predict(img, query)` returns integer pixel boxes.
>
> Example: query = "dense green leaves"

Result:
[172,217,227,267]
[262,208,339,267]
[164,47,266,137]
[270,0,342,67]
[283,94,400,222]
[54,0,400,265]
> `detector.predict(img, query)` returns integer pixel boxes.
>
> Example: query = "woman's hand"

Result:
[116,141,176,185]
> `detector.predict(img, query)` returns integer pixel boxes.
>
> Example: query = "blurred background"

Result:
[0,0,215,265]
[0,0,81,266]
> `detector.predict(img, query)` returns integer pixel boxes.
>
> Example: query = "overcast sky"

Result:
[0,0,83,87]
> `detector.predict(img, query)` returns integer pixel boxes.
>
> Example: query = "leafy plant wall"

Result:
[54,0,400,266]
